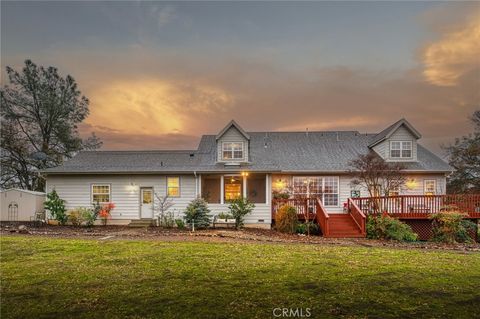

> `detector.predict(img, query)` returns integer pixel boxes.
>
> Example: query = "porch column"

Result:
[220,175,224,204]
[198,174,202,198]
[243,174,247,198]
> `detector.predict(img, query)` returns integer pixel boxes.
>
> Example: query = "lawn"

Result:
[1,236,479,319]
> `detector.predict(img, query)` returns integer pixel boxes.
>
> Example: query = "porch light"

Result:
[405,179,417,190]
[275,179,286,189]
[241,172,249,177]
[127,182,138,193]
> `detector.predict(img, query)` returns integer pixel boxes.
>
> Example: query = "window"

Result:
[167,177,180,197]
[202,175,221,203]
[92,184,110,203]
[292,176,339,206]
[424,180,436,195]
[222,142,244,160]
[224,175,243,201]
[247,174,266,204]
[390,141,412,158]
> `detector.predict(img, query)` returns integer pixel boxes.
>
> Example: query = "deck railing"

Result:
[315,198,330,236]
[347,198,366,235]
[272,197,318,219]
[350,194,480,218]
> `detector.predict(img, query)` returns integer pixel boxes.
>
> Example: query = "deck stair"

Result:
[325,214,364,238]
[128,219,155,228]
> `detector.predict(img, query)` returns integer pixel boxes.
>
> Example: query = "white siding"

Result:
[46,175,196,221]
[216,126,249,162]
[388,126,418,161]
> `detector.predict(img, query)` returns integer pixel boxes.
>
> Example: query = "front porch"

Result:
[272,194,480,239]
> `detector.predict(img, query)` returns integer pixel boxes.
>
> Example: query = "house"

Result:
[42,119,454,235]
[0,189,46,222]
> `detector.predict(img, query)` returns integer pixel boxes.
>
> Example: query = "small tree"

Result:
[349,152,406,214]
[44,189,67,225]
[444,110,480,193]
[154,193,174,227]
[275,205,298,234]
[184,198,211,230]
[228,197,255,229]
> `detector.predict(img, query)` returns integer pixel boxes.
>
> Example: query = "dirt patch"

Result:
[1,224,479,252]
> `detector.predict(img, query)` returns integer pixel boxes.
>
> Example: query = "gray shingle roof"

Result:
[369,118,422,147]
[43,129,452,174]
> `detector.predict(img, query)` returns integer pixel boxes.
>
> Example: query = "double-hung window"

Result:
[424,180,436,195]
[167,177,180,197]
[390,141,412,158]
[92,184,110,203]
[292,176,339,206]
[222,142,244,160]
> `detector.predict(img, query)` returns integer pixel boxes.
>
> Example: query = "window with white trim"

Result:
[92,184,110,203]
[292,176,339,206]
[424,180,436,195]
[222,142,244,160]
[167,177,180,197]
[390,141,412,158]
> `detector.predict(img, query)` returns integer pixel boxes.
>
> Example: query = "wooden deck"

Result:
[272,194,480,239]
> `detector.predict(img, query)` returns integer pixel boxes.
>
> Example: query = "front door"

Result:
[140,188,153,219]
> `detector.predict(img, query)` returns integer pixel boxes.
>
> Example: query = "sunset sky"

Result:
[2,1,479,156]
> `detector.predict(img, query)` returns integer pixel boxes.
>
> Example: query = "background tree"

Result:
[1,60,101,191]
[444,110,480,194]
[349,152,406,213]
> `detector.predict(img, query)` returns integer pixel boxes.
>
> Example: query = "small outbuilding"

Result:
[0,189,46,222]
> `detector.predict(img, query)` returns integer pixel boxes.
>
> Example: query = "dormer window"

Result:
[222,142,244,160]
[390,141,412,158]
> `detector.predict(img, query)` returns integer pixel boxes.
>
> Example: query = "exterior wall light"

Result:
[405,179,417,190]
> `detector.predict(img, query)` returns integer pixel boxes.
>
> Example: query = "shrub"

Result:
[175,219,186,229]
[44,189,68,225]
[99,203,115,226]
[184,198,211,230]
[158,211,176,228]
[367,215,417,241]
[275,205,298,234]
[67,209,85,227]
[217,212,234,220]
[431,209,476,243]
[228,197,255,229]
[296,222,319,235]
[84,206,98,227]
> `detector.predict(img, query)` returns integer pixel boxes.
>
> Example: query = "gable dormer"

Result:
[216,120,250,163]
[369,119,421,162]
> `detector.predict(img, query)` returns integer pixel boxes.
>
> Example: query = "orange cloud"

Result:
[85,79,234,137]
[422,13,480,86]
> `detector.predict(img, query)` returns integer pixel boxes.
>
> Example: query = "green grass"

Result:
[1,236,479,319]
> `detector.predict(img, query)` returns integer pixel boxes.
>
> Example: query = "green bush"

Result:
[275,205,298,234]
[175,219,185,229]
[67,207,96,227]
[431,210,476,243]
[158,211,175,228]
[296,222,319,235]
[184,198,211,229]
[84,206,98,227]
[228,197,255,229]
[367,215,417,241]
[217,212,234,220]
[44,190,68,225]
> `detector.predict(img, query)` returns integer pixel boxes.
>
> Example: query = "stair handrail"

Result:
[316,198,330,236]
[348,198,366,236]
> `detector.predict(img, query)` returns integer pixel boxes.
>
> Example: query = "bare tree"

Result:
[153,193,174,227]
[349,152,406,214]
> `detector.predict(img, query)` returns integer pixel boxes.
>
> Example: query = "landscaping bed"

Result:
[1,224,479,252]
